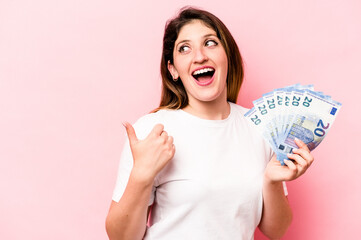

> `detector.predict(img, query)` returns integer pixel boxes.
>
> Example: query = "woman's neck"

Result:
[182,98,231,120]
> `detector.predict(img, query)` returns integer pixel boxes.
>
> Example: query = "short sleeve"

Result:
[111,135,155,206]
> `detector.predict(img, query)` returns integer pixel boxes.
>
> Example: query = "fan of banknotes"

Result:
[244,84,342,165]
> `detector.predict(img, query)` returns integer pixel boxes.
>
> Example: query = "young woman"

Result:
[106,7,314,240]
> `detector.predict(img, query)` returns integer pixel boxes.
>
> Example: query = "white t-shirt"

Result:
[112,102,284,240]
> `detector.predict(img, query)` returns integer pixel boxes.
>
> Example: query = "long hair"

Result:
[153,7,244,112]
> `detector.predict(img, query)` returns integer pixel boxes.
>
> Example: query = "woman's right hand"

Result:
[123,122,175,183]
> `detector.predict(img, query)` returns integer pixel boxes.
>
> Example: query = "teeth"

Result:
[193,68,214,76]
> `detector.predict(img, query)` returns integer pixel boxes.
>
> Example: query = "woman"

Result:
[106,7,313,240]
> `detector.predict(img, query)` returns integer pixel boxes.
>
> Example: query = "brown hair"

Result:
[153,6,244,112]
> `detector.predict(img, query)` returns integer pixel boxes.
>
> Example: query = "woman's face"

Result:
[168,20,228,105]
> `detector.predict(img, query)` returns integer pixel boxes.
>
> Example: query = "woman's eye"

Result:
[205,40,217,47]
[179,45,190,53]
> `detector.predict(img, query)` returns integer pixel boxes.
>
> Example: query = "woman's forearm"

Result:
[106,122,175,240]
[258,178,293,239]
[106,168,154,240]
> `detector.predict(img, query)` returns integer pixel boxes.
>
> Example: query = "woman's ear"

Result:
[167,60,179,80]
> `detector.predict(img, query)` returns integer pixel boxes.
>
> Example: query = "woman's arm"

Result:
[259,138,314,239]
[258,176,292,239]
[106,169,153,240]
[106,122,175,240]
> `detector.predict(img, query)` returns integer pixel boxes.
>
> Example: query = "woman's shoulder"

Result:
[131,109,177,139]
[230,102,274,158]
[134,108,175,124]
[230,102,264,138]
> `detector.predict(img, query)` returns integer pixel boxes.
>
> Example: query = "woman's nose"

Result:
[193,47,208,63]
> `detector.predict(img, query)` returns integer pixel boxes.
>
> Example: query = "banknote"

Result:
[244,84,341,165]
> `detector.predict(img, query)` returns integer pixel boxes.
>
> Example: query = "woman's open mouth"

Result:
[192,67,215,86]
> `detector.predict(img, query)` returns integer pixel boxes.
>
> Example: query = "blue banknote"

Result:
[245,84,341,165]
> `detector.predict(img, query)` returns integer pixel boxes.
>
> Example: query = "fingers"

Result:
[152,124,172,145]
[282,159,297,180]
[168,136,176,156]
[160,131,169,144]
[123,122,138,145]
[162,131,175,157]
[161,130,168,138]
[287,153,308,176]
[292,147,314,164]
[160,129,176,159]
[267,139,315,182]
[282,138,315,180]
[166,135,173,144]
[163,132,174,151]
[292,138,314,166]
[125,122,175,157]
[294,138,310,152]
[283,159,297,172]
[151,124,165,136]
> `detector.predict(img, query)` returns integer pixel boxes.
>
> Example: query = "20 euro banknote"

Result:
[245,84,341,165]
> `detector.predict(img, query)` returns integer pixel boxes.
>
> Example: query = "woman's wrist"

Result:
[130,166,156,188]
[263,174,283,186]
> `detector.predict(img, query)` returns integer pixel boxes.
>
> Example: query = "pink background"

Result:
[1,0,360,239]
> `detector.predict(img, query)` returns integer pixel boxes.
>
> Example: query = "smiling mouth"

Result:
[192,67,215,83]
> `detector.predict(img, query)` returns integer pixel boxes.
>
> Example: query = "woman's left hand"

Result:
[264,138,314,182]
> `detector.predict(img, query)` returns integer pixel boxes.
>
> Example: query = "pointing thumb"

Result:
[123,122,138,145]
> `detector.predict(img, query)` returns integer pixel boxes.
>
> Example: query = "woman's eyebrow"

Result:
[176,39,190,48]
[203,33,217,38]
[175,33,218,48]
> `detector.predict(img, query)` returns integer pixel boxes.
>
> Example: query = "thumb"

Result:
[123,122,138,145]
